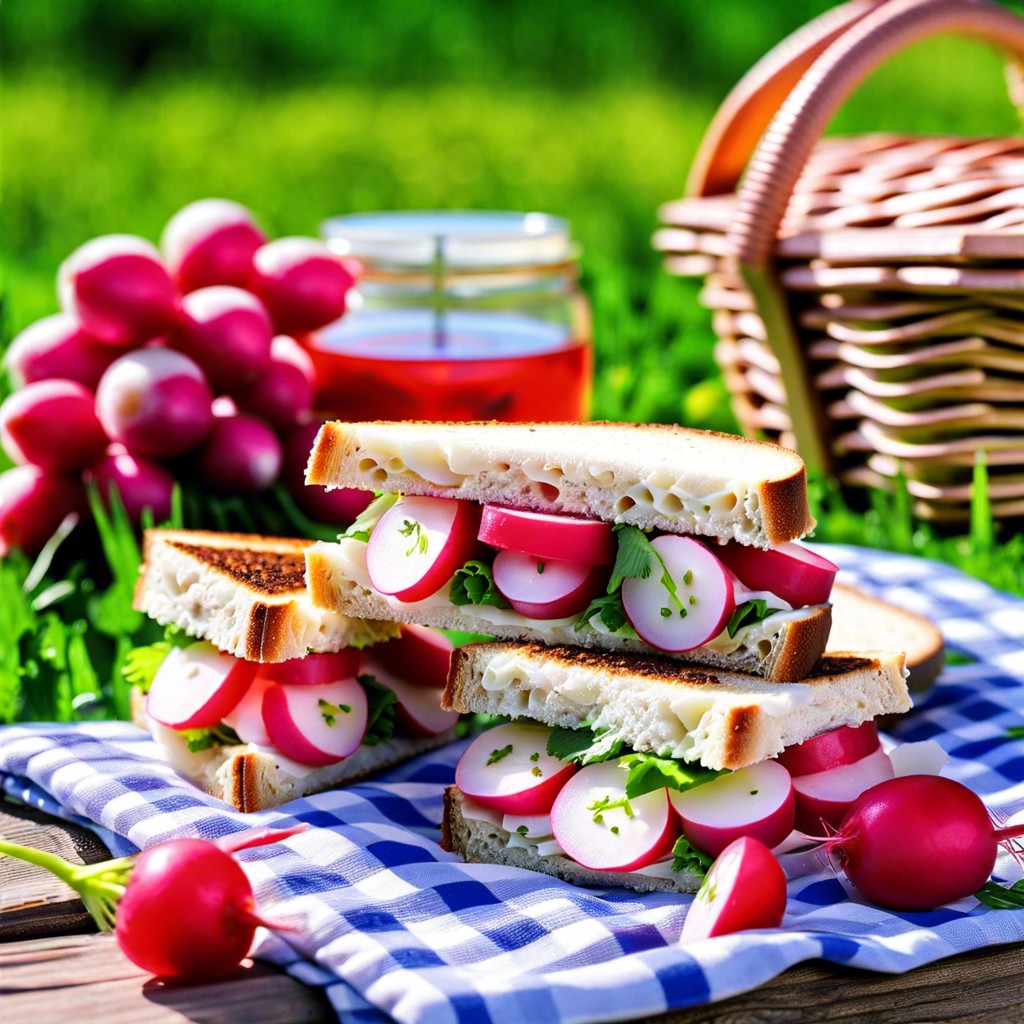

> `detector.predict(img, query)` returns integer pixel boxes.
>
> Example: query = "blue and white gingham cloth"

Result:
[2,544,1023,1024]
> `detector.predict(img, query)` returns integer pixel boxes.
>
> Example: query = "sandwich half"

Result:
[440,641,911,893]
[304,420,835,681]
[131,529,459,811]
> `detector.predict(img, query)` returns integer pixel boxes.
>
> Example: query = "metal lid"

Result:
[321,210,572,270]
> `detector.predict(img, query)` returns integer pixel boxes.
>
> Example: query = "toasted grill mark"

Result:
[170,542,306,595]
[723,705,759,768]
[811,655,875,677]
[510,644,720,685]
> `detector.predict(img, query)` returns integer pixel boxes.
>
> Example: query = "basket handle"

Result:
[687,0,894,198]
[729,0,1024,472]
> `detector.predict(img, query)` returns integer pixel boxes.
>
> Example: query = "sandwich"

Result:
[303,420,837,681]
[439,641,912,893]
[130,529,460,811]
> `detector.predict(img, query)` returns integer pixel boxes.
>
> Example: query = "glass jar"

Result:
[311,210,592,422]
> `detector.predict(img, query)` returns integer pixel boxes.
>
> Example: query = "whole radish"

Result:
[3,313,119,391]
[237,335,315,430]
[86,446,176,523]
[58,235,180,348]
[0,466,86,557]
[197,411,282,492]
[824,775,1024,910]
[161,198,267,294]
[281,422,370,524]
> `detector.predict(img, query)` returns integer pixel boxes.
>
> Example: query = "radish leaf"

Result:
[618,752,726,798]
[546,724,624,765]
[358,673,398,745]
[726,599,781,639]
[975,879,1024,909]
[450,560,511,609]
[671,835,713,876]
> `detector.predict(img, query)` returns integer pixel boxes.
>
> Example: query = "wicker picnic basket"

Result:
[655,0,1024,523]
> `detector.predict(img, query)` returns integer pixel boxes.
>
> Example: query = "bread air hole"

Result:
[588,467,615,486]
[658,493,684,515]
[384,456,407,473]
[614,495,636,515]
[757,640,773,658]
[536,482,559,502]
[357,457,378,473]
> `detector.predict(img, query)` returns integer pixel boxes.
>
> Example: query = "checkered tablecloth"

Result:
[2,544,1023,1024]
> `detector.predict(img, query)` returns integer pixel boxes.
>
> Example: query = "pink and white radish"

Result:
[0,466,86,558]
[621,536,735,652]
[792,746,894,833]
[248,237,356,335]
[146,642,257,731]
[776,721,880,778]
[86,447,176,523]
[825,775,1024,910]
[161,198,267,294]
[220,673,274,746]
[280,422,371,525]
[456,723,576,815]
[366,495,481,603]
[172,286,273,394]
[58,235,180,348]
[258,649,362,687]
[197,412,282,492]
[3,313,119,390]
[713,541,839,608]
[478,506,616,565]
[0,380,108,472]
[367,624,453,690]
[670,760,795,858]
[492,549,608,619]
[95,348,213,458]
[261,676,368,766]
[366,666,458,737]
[236,334,315,430]
[550,760,678,871]
[680,836,787,943]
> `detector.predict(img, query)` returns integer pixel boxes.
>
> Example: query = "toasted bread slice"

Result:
[306,420,814,547]
[135,529,398,662]
[443,642,911,772]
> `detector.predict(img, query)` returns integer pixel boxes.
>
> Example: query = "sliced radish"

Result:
[455,723,576,815]
[258,649,361,687]
[669,760,795,858]
[146,643,257,731]
[776,721,880,778]
[550,761,678,872]
[364,665,458,737]
[368,624,453,689]
[889,740,948,778]
[366,495,481,603]
[492,549,608,620]
[621,536,735,652]
[478,505,616,565]
[713,541,838,608]
[679,836,787,943]
[261,677,368,767]
[221,673,274,746]
[793,747,894,833]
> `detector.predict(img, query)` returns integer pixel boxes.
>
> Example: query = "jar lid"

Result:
[321,210,572,270]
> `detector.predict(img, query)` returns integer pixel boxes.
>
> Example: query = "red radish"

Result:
[86,447,176,523]
[776,721,880,778]
[236,335,315,430]
[0,380,108,472]
[366,495,481,603]
[95,348,213,458]
[0,466,86,558]
[172,286,273,394]
[826,776,1024,910]
[197,412,282,492]
[161,198,267,294]
[680,836,787,943]
[670,760,795,858]
[281,422,371,524]
[3,313,118,390]
[491,549,608,619]
[146,642,257,731]
[221,673,274,746]
[249,237,356,335]
[262,676,368,766]
[478,505,616,564]
[713,541,838,608]
[367,624,453,690]
[258,649,361,687]
[366,665,459,737]
[550,761,678,871]
[621,536,735,652]
[58,235,180,347]
[792,747,894,833]
[456,723,577,815]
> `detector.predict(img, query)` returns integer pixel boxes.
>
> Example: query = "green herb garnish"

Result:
[726,598,781,639]
[339,492,399,543]
[573,593,636,637]
[180,723,241,752]
[515,824,529,836]
[617,751,727,799]
[399,518,429,556]
[588,793,634,824]
[318,698,352,726]
[450,560,511,609]
[486,743,514,765]
[546,724,624,765]
[358,673,398,745]
[672,835,714,877]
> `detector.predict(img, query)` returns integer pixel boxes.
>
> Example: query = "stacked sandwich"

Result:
[303,421,911,892]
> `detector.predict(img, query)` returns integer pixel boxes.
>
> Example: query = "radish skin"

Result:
[776,721,880,778]
[793,747,894,833]
[261,676,368,766]
[368,625,453,690]
[258,649,361,687]
[492,549,608,619]
[712,541,838,607]
[478,505,616,564]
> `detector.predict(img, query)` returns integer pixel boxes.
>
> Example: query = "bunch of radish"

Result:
[0,198,368,558]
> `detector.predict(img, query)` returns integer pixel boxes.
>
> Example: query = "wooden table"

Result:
[3,802,1021,1024]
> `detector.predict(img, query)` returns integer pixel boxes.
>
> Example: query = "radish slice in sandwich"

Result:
[621,536,735,652]
[456,723,576,815]
[492,549,608,619]
[369,625,453,690]
[258,649,362,687]
[712,540,838,608]
[261,677,368,766]
[478,505,616,565]
[792,746,894,833]
[362,661,458,737]
[366,496,481,602]
[550,761,678,872]
[669,760,795,858]
[221,672,274,746]
[775,721,880,777]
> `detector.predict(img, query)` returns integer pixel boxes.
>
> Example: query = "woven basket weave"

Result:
[655,0,1024,523]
